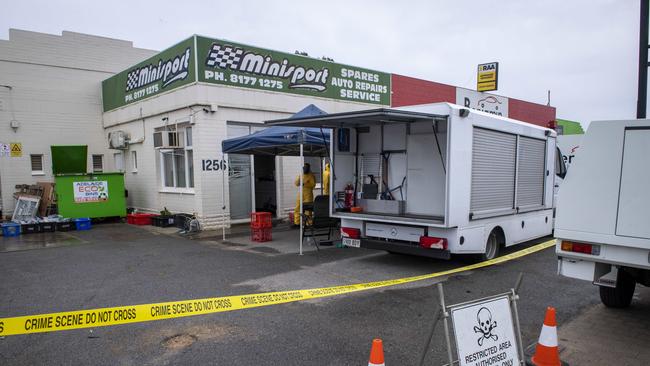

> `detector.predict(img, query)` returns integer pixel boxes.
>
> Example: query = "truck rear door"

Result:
[616,128,650,239]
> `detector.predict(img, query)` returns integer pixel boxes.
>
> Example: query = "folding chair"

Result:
[300,195,338,250]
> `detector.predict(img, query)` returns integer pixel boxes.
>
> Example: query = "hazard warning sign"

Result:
[10,142,22,157]
[451,295,520,366]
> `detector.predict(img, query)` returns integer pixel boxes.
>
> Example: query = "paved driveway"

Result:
[0,223,602,365]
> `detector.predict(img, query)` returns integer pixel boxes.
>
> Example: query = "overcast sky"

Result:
[1,0,642,127]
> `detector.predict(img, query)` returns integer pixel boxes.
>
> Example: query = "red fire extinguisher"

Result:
[344,183,354,208]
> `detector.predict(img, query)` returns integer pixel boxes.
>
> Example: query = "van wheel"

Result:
[479,231,500,261]
[599,269,636,308]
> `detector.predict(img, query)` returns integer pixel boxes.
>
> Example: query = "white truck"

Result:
[555,119,650,308]
[270,103,565,260]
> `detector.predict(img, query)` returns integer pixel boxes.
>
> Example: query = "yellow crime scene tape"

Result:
[0,240,555,336]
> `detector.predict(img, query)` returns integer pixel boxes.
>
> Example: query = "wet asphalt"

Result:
[0,224,599,365]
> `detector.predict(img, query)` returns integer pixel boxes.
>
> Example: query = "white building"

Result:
[1,30,556,229]
[0,29,156,217]
[101,36,391,228]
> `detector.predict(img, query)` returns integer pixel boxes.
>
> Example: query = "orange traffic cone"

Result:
[530,307,562,366]
[368,338,385,366]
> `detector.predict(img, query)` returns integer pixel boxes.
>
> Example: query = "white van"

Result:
[555,119,650,308]
[270,103,564,260]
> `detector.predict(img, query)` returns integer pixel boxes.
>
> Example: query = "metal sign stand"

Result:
[440,284,455,366]
[222,162,227,242]
[419,273,526,366]
[510,274,526,363]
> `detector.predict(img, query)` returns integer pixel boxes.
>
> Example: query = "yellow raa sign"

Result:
[477,62,498,92]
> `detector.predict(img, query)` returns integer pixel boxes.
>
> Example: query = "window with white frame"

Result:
[30,154,44,175]
[131,151,138,173]
[114,152,125,172]
[185,126,192,147]
[159,125,194,189]
[92,154,103,173]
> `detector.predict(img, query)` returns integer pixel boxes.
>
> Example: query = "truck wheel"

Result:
[480,231,500,261]
[599,269,636,308]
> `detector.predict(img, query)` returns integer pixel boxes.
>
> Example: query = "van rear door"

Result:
[616,128,650,239]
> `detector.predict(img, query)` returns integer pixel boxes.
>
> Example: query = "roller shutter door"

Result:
[470,128,516,215]
[516,137,546,209]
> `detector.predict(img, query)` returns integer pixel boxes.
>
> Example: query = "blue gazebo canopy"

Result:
[221,104,330,156]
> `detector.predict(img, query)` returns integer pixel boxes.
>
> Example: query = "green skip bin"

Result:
[51,145,126,219]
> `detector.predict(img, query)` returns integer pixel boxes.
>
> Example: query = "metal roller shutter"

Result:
[516,137,546,209]
[471,128,516,215]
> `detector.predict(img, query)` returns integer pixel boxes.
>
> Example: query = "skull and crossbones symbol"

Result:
[473,307,498,346]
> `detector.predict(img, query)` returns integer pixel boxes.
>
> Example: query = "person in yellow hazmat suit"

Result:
[323,162,331,195]
[294,163,316,226]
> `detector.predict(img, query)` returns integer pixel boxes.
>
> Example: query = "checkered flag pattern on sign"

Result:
[207,44,244,69]
[126,71,140,91]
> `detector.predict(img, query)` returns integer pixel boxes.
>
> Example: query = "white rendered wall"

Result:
[0,29,156,215]
[103,82,378,228]
[104,106,200,216]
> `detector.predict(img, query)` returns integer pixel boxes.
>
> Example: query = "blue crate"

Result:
[1,222,21,237]
[74,218,92,231]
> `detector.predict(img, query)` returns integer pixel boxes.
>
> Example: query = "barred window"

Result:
[30,154,44,174]
[92,154,103,173]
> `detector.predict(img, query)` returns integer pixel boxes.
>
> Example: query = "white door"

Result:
[616,128,650,239]
[227,125,253,220]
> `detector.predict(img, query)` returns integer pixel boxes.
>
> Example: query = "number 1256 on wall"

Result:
[202,159,227,171]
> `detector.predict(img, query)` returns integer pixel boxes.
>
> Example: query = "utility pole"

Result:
[638,0,649,118]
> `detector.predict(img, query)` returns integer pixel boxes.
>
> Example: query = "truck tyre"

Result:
[480,231,500,261]
[599,269,636,308]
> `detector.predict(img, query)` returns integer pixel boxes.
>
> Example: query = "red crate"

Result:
[250,212,272,229]
[127,213,155,225]
[251,227,272,242]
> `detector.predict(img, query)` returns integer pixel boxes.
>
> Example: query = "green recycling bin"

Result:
[51,145,127,219]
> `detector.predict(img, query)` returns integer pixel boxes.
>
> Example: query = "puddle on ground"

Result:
[145,323,254,348]
[0,232,85,252]
[161,334,197,350]
[219,241,248,247]
[249,246,280,254]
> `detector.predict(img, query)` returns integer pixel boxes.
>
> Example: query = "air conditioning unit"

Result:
[108,130,130,149]
[153,130,184,149]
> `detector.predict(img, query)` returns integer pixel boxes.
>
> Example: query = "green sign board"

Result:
[102,36,391,111]
[102,37,195,111]
[196,36,390,105]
